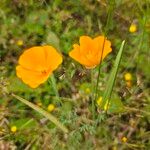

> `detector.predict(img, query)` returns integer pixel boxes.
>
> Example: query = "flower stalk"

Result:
[49,74,62,106]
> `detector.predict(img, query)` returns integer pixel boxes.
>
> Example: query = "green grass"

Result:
[0,0,150,149]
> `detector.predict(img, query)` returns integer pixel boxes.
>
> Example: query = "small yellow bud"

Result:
[96,96,102,106]
[17,40,23,46]
[129,24,137,33]
[104,101,110,111]
[47,104,55,112]
[11,126,17,133]
[96,97,110,111]
[122,136,127,143]
[124,73,132,81]
[85,88,91,94]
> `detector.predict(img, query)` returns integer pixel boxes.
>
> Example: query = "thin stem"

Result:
[91,37,106,119]
[48,74,62,106]
[94,66,101,101]
[94,38,106,104]
[105,0,115,35]
[91,69,96,119]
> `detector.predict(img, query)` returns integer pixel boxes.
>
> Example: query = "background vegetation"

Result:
[0,0,150,149]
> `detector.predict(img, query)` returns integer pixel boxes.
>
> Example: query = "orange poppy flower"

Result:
[16,46,63,88]
[69,35,112,69]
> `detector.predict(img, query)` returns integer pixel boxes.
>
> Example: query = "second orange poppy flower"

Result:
[69,35,112,69]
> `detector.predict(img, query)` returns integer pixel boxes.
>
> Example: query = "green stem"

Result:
[91,69,96,119]
[105,0,116,35]
[94,65,101,103]
[12,93,68,133]
[94,38,106,103]
[48,74,62,106]
[91,37,106,119]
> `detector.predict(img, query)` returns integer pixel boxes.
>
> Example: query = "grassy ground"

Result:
[0,0,150,149]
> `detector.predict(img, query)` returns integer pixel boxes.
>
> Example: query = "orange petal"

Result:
[69,35,112,69]
[79,36,93,55]
[69,44,80,61]
[69,44,94,67]
[93,36,112,63]
[102,40,112,60]
[79,36,106,67]
[18,47,46,72]
[93,36,105,55]
[16,65,51,88]
[43,46,63,71]
[69,37,98,68]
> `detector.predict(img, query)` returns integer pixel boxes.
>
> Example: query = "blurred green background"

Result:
[0,0,150,149]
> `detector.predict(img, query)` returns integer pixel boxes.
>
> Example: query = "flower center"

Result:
[41,70,47,75]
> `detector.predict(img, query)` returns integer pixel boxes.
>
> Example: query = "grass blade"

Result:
[12,93,68,133]
[49,74,62,105]
[102,40,125,108]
